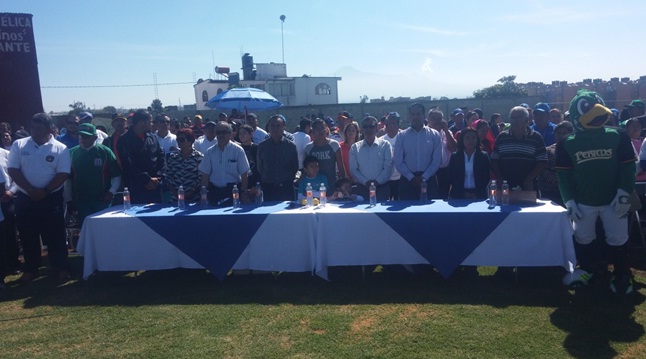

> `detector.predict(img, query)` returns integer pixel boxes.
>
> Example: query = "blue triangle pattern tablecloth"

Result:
[375,210,510,277]
[134,204,270,280]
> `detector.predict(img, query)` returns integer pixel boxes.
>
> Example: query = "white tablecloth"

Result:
[78,200,575,280]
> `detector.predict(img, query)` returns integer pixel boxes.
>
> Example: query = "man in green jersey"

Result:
[69,124,122,224]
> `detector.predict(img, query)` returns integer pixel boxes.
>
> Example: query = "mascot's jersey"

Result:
[555,128,635,206]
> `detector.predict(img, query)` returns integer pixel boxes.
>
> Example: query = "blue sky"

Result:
[4,0,645,113]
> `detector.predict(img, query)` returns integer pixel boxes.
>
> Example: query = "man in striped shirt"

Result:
[491,106,548,190]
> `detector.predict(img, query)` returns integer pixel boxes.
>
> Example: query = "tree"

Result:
[473,75,528,98]
[102,106,117,114]
[150,99,163,112]
[68,101,89,115]
[359,95,369,103]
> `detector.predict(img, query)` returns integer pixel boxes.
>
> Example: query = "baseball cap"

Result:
[78,123,97,136]
[204,120,217,127]
[533,103,551,113]
[625,99,645,109]
[325,116,337,129]
[79,112,93,122]
[194,114,203,120]
[337,111,350,120]
[451,108,464,116]
[519,103,530,109]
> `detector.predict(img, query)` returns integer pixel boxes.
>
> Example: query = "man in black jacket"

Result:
[117,110,165,204]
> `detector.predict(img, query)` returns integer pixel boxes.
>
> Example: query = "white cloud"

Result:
[421,58,434,73]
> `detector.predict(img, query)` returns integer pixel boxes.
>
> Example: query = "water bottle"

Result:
[232,185,240,208]
[420,179,428,202]
[319,183,327,206]
[369,182,377,206]
[489,180,497,206]
[306,183,313,207]
[177,185,185,209]
[200,186,208,209]
[501,180,510,205]
[123,187,131,210]
[255,182,263,205]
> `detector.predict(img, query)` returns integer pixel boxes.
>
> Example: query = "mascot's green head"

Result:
[568,89,611,132]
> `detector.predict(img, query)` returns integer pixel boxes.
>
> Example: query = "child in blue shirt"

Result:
[297,155,329,200]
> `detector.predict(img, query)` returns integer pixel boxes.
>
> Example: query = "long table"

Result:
[77,200,576,280]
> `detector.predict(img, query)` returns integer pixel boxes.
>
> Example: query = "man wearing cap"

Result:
[325,116,342,142]
[531,102,556,146]
[194,120,218,155]
[199,122,250,206]
[153,113,178,155]
[246,113,269,144]
[56,115,80,149]
[448,108,465,136]
[192,115,205,137]
[117,109,165,204]
[79,111,108,145]
[625,99,645,118]
[68,123,121,224]
[394,103,443,200]
[7,113,72,282]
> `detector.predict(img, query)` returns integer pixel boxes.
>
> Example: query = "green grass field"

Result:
[1,256,645,358]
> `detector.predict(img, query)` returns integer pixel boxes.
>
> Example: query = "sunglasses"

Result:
[215,130,231,135]
[362,124,376,129]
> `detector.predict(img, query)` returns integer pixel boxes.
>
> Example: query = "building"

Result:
[194,53,341,111]
[525,76,646,110]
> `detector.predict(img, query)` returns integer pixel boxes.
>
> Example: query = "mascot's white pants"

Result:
[573,204,628,246]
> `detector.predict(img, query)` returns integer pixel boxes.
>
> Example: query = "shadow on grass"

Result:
[2,258,573,309]
[550,284,645,359]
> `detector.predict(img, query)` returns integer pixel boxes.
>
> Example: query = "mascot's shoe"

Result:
[562,269,593,289]
[610,274,634,295]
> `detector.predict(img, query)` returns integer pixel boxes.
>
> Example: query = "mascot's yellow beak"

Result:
[580,103,612,129]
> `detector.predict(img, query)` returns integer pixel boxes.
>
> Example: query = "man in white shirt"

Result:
[199,122,249,206]
[350,116,393,201]
[292,118,311,169]
[8,113,72,283]
[393,103,443,200]
[246,113,269,144]
[381,112,402,200]
[154,114,178,155]
[193,121,217,155]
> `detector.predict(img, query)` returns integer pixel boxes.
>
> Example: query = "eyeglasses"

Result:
[362,124,377,129]
[215,130,231,135]
[177,137,187,143]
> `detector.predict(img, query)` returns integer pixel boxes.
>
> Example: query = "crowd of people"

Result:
[0,96,644,290]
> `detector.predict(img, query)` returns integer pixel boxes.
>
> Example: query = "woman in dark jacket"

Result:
[448,127,490,199]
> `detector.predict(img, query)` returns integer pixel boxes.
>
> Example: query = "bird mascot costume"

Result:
[556,89,636,294]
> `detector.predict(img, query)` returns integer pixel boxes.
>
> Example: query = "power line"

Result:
[41,81,194,89]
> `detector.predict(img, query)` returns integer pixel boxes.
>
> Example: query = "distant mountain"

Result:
[326,67,473,103]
